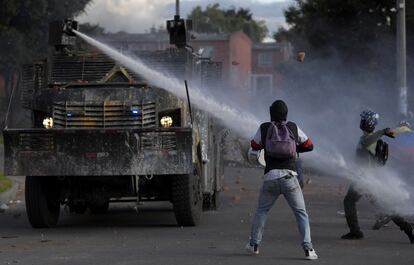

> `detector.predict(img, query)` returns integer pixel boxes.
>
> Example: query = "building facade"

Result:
[190,31,252,92]
[97,32,171,52]
[99,31,254,92]
[251,42,292,96]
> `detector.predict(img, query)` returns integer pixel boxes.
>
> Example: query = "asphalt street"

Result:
[0,166,413,265]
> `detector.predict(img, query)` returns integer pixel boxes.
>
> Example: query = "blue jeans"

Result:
[249,175,313,250]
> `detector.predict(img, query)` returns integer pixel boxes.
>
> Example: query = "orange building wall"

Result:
[191,31,252,91]
[251,45,291,92]
[229,31,252,91]
[190,39,230,78]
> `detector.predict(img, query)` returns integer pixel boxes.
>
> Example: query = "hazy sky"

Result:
[77,0,294,37]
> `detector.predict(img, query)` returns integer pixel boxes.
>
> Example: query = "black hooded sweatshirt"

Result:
[260,101,298,173]
[252,101,313,173]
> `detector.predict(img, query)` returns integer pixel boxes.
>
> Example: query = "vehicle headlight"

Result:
[160,116,173,128]
[130,106,140,117]
[42,117,53,129]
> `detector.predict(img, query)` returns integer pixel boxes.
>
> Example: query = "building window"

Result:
[258,52,272,67]
[251,74,273,95]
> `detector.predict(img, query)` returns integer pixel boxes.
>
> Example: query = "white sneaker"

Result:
[0,203,9,213]
[305,249,318,260]
[245,243,259,255]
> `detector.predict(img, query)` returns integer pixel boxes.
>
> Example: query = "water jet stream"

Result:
[73,30,414,218]
[74,30,260,139]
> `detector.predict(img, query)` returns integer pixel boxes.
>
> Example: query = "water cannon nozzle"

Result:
[49,18,79,51]
[63,18,79,36]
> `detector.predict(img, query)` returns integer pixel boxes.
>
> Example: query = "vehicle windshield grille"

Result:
[53,101,156,128]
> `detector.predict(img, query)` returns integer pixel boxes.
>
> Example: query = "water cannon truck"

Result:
[2,15,224,228]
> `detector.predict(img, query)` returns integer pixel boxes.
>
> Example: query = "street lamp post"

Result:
[397,0,408,117]
[176,0,180,17]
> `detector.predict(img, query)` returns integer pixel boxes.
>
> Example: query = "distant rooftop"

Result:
[253,42,291,50]
[190,32,231,41]
[95,31,258,43]
[95,31,286,46]
[98,32,169,42]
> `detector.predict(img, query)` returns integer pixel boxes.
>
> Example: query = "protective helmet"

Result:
[398,120,411,128]
[360,109,379,133]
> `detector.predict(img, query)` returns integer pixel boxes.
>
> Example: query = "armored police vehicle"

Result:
[3,15,224,228]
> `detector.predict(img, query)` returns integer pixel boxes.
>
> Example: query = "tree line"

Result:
[275,0,414,115]
[0,0,92,121]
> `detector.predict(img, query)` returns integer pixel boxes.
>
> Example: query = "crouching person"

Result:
[245,100,318,260]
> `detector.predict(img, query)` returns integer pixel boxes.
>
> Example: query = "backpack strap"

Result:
[260,122,272,146]
[286,121,299,144]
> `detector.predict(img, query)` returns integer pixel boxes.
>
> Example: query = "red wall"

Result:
[191,31,252,91]
[191,39,230,78]
[252,44,291,92]
[229,31,252,91]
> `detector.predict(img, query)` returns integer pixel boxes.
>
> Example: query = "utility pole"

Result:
[397,0,408,117]
[176,0,180,17]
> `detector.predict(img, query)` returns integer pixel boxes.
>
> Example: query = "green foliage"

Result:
[276,0,414,110]
[279,0,396,58]
[0,173,12,193]
[0,0,92,72]
[188,3,268,42]
[0,28,28,71]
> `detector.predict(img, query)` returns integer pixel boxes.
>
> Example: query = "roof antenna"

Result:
[176,0,180,17]
[167,0,192,48]
[184,80,193,126]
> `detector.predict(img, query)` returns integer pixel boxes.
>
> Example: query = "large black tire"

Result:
[90,200,110,214]
[203,191,221,211]
[172,172,203,226]
[69,203,87,214]
[25,176,60,228]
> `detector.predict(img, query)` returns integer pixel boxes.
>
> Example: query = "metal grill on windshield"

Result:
[53,101,156,128]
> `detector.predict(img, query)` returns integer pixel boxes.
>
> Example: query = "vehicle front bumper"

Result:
[3,128,193,176]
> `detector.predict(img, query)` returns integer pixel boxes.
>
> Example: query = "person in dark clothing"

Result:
[245,100,318,260]
[341,110,414,243]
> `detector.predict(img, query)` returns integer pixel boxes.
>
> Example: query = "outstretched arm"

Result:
[296,126,313,153]
[360,128,395,147]
[297,138,314,153]
[251,127,263,151]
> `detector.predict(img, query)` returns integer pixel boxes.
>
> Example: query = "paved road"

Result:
[0,167,413,265]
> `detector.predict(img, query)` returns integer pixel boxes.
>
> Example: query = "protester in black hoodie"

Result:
[245,100,318,260]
